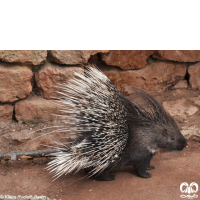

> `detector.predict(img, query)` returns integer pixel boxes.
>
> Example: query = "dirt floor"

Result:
[0,141,199,200]
[1,89,200,200]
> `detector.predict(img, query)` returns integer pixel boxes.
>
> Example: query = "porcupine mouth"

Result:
[160,142,187,152]
[176,139,187,151]
[177,143,187,151]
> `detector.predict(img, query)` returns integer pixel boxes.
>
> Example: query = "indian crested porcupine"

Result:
[46,65,187,181]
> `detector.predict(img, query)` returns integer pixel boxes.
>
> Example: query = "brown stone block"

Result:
[0,50,47,65]
[35,61,83,99]
[102,50,155,70]
[188,62,200,90]
[15,95,62,124]
[0,104,13,125]
[153,50,200,62]
[0,64,33,103]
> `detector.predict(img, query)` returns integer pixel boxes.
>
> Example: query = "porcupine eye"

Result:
[171,135,177,141]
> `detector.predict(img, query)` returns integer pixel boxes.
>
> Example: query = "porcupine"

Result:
[46,65,187,181]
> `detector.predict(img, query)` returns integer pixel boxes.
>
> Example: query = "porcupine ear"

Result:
[162,129,168,137]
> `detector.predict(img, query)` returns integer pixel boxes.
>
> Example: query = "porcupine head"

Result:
[42,66,187,181]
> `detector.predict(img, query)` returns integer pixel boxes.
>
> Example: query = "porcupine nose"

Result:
[177,138,187,150]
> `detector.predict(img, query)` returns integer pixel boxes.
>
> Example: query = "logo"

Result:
[180,182,198,199]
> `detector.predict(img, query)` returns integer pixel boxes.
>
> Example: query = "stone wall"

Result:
[0,50,200,126]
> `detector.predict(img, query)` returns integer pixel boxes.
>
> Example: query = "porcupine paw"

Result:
[95,174,115,181]
[147,165,155,170]
[139,172,152,178]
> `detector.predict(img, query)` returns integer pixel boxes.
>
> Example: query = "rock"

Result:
[153,50,200,62]
[15,95,62,124]
[181,126,200,141]
[0,50,47,65]
[101,61,187,93]
[101,50,154,70]
[35,62,83,99]
[172,80,188,90]
[0,104,13,125]
[0,64,33,103]
[4,129,32,143]
[18,121,71,151]
[189,97,200,107]
[49,50,109,65]
[188,62,200,90]
[163,99,198,120]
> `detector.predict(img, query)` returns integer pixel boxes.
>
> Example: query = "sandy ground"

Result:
[0,141,200,200]
[1,89,200,200]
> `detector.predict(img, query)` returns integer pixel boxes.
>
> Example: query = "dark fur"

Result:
[95,88,187,181]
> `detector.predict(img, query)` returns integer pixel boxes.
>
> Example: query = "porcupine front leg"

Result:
[147,153,155,170]
[134,152,153,178]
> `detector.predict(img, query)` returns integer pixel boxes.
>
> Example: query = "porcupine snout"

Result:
[177,136,187,151]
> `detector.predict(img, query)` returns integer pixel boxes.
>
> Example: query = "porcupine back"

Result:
[47,65,129,179]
